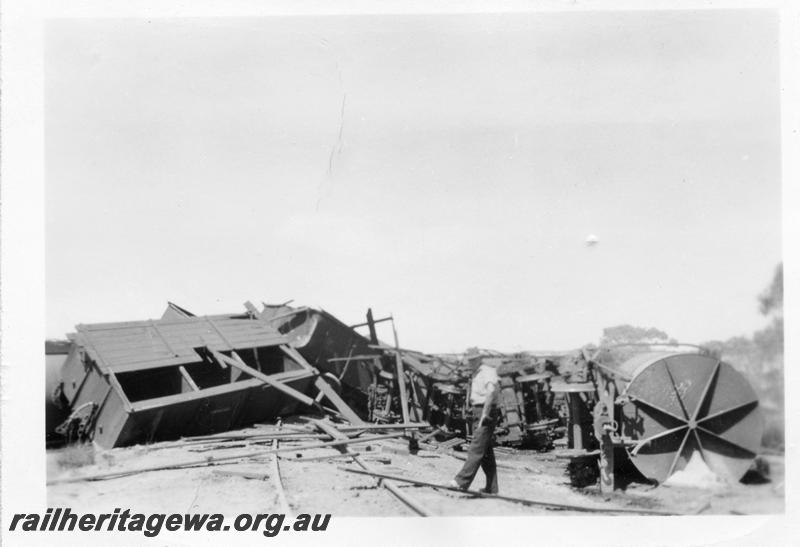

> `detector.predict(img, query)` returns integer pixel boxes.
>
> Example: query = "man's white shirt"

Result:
[470,364,499,406]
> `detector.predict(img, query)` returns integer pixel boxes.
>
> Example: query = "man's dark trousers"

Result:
[454,405,498,493]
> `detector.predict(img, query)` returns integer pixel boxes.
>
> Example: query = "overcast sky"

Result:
[45,11,781,353]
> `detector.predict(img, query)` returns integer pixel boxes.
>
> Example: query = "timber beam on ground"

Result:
[310,419,432,517]
[47,433,403,485]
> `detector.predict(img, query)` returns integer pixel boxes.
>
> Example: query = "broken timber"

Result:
[281,452,363,463]
[279,345,365,425]
[338,468,680,516]
[209,349,316,408]
[140,433,328,453]
[47,433,403,485]
[212,470,269,481]
[336,423,428,432]
[257,305,384,420]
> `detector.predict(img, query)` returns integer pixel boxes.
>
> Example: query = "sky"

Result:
[45,10,782,353]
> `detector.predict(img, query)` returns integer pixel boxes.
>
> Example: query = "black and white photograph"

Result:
[1,1,797,545]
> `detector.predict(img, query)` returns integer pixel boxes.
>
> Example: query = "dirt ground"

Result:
[47,420,785,518]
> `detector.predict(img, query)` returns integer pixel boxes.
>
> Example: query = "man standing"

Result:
[449,355,501,493]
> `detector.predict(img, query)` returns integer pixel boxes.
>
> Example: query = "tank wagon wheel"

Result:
[621,354,762,484]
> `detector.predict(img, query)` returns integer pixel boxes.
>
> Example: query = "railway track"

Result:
[269,439,293,516]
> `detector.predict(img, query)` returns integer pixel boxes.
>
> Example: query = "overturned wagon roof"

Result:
[75,316,287,374]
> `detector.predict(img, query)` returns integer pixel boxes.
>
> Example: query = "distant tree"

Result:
[753,262,784,367]
[598,324,676,364]
[700,263,784,449]
[754,318,783,363]
[700,341,723,360]
[600,324,672,346]
[758,263,783,317]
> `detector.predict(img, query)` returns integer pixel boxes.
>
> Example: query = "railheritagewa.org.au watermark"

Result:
[8,508,331,537]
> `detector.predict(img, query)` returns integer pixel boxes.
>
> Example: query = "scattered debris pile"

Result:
[48,300,765,493]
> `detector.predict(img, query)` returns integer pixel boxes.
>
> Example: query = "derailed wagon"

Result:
[591,350,763,490]
[550,347,765,490]
[53,314,358,448]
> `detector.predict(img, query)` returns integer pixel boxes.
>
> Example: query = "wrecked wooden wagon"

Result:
[52,315,359,448]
